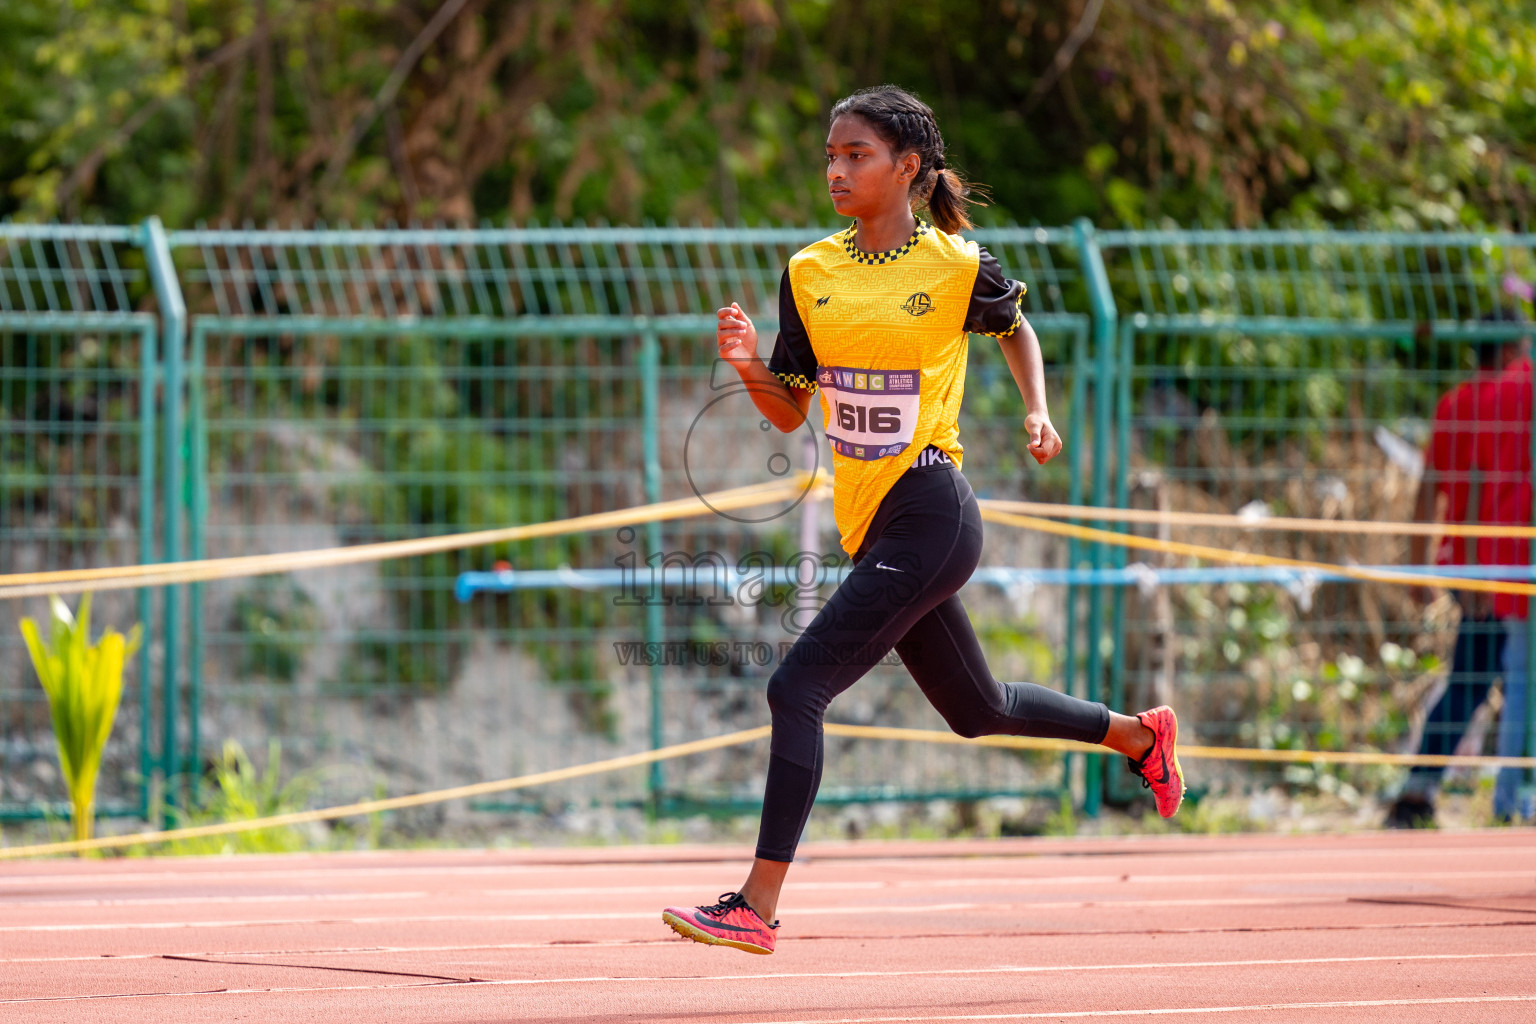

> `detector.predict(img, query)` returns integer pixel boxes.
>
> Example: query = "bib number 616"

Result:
[837,403,902,434]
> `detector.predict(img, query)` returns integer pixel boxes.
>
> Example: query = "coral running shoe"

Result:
[1128,705,1185,818]
[662,891,778,954]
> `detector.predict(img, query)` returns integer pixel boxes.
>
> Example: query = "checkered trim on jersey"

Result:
[839,221,929,266]
[773,370,818,392]
[974,288,1026,338]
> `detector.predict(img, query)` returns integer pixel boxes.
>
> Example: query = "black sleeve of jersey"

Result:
[766,268,818,391]
[965,246,1027,338]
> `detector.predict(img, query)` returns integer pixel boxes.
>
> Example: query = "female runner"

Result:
[662,86,1184,955]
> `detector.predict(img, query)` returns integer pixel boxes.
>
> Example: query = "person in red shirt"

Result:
[1480,347,1535,821]
[1389,313,1530,827]
[1475,351,1531,618]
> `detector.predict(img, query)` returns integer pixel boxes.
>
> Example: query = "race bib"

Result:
[817,366,920,461]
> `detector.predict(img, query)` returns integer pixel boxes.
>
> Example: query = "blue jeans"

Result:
[1497,620,1535,820]
[1406,611,1504,792]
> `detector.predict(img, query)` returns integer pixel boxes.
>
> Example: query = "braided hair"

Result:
[828,85,984,234]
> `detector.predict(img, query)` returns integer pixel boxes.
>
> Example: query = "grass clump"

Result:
[149,740,324,856]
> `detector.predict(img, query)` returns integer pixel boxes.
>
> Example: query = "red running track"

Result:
[2,830,1534,1022]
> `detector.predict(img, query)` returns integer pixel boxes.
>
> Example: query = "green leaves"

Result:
[6,1,1536,229]
[19,593,142,845]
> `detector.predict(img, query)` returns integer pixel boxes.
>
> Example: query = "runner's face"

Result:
[826,115,919,221]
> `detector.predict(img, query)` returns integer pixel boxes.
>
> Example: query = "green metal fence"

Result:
[2,220,1533,830]
[163,225,1092,820]
[0,224,158,821]
[1093,228,1536,809]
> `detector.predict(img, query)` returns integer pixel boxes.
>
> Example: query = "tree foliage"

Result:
[3,0,1534,228]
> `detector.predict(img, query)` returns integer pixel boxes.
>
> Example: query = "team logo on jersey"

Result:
[901,292,934,316]
[814,295,832,309]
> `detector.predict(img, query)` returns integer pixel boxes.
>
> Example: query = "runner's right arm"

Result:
[717,301,814,432]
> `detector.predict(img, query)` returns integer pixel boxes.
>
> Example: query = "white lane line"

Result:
[2,953,1533,1005]
[0,891,428,909]
[478,950,1536,985]
[0,897,1446,933]
[0,898,1308,933]
[2,871,1525,911]
[11,878,1486,913]
[728,995,1536,1022]
[0,939,676,964]
[3,890,1500,934]
[0,863,697,887]
[0,902,974,933]
[3,915,1531,964]
[903,869,1536,889]
[4,869,1529,901]
[0,881,886,908]
[3,845,1532,887]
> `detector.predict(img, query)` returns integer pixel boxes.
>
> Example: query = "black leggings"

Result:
[755,454,1110,862]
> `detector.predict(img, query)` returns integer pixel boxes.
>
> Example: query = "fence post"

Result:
[640,328,665,811]
[1105,317,1138,805]
[187,323,207,801]
[141,217,187,822]
[1060,318,1089,802]
[135,320,159,822]
[1074,218,1118,817]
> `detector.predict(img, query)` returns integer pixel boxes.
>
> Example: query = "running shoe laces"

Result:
[1129,757,1153,788]
[702,892,759,917]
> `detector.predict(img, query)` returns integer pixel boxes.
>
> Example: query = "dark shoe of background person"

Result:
[1384,794,1436,829]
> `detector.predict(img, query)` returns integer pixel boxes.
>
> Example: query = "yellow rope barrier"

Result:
[978,506,1536,597]
[980,499,1536,540]
[0,475,826,600]
[0,726,771,860]
[4,723,1532,860]
[2,470,1528,600]
[821,723,1536,769]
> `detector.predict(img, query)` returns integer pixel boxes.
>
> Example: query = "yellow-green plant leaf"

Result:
[18,592,139,846]
[18,617,55,692]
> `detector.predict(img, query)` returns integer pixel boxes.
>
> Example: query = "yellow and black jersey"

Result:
[767,220,1026,556]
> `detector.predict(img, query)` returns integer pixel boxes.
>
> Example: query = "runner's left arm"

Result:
[967,248,1061,465]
